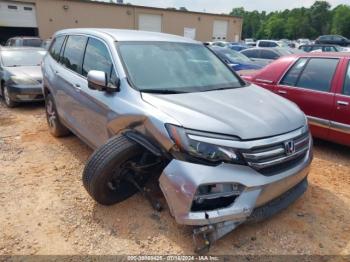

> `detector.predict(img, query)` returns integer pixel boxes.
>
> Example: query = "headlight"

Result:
[10,76,39,85]
[165,124,245,165]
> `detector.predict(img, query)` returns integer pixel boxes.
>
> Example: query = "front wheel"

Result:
[3,86,17,108]
[83,135,158,205]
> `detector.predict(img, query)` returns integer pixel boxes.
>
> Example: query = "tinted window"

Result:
[49,36,65,61]
[333,36,342,41]
[320,36,331,41]
[344,62,350,96]
[242,49,259,58]
[61,35,87,74]
[22,39,42,47]
[300,45,311,52]
[280,58,308,86]
[297,58,339,92]
[82,38,114,80]
[259,41,269,47]
[260,50,279,60]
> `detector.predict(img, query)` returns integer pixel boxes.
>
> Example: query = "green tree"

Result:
[331,5,350,38]
[310,1,331,36]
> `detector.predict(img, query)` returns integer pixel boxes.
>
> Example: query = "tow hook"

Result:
[126,176,163,212]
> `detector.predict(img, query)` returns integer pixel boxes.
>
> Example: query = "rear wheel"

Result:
[45,93,70,137]
[83,135,160,205]
[2,86,17,108]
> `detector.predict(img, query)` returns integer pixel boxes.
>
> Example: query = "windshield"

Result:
[117,42,244,93]
[1,50,46,67]
[216,48,251,63]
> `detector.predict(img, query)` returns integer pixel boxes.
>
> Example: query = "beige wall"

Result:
[9,0,242,41]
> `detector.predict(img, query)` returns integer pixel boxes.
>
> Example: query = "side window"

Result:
[280,58,308,86]
[297,58,339,92]
[269,42,278,47]
[61,35,88,74]
[49,36,65,62]
[243,49,259,58]
[259,41,268,47]
[82,38,116,84]
[344,62,350,96]
[261,50,279,60]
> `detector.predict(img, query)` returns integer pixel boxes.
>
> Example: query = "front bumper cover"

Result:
[159,143,312,226]
[6,84,44,102]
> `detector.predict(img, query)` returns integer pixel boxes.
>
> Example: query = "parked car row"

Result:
[1,29,349,253]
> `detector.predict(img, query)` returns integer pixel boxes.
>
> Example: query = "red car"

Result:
[242,53,350,146]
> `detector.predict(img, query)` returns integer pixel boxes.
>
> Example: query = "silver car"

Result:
[0,47,46,107]
[42,29,313,252]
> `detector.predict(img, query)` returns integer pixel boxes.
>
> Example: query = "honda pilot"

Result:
[42,29,313,252]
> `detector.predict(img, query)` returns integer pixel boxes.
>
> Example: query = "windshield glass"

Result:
[216,48,251,63]
[117,42,244,93]
[1,50,46,67]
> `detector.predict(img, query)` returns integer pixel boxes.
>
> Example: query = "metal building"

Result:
[0,0,242,44]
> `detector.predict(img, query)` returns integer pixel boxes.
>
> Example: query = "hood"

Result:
[142,85,305,140]
[5,66,43,80]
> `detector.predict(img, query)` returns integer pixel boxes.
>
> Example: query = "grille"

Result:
[241,132,310,175]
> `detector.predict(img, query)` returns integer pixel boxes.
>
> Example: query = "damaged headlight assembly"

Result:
[165,124,245,165]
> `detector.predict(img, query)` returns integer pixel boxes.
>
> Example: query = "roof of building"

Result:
[56,28,200,43]
[66,0,241,19]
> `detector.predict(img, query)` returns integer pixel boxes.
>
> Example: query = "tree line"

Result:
[230,1,350,40]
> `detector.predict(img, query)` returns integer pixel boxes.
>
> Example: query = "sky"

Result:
[107,0,350,13]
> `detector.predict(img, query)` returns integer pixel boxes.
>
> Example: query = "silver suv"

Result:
[42,28,313,252]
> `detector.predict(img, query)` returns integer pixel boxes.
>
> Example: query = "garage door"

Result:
[213,20,228,41]
[0,1,37,27]
[138,14,162,32]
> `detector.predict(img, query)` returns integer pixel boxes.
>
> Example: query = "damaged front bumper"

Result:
[159,139,312,252]
[159,148,311,226]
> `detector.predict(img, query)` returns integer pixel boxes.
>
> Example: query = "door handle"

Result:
[337,101,349,106]
[277,90,287,94]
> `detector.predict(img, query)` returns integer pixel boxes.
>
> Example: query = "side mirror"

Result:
[87,70,108,91]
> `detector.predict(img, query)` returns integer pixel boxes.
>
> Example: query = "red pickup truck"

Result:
[242,53,350,146]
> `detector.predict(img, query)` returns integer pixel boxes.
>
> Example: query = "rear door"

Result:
[276,57,340,140]
[329,59,350,146]
[54,35,88,134]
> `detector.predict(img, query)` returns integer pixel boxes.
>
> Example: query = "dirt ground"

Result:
[0,101,350,256]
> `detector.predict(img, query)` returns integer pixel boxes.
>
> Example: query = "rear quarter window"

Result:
[49,36,65,62]
[280,58,308,86]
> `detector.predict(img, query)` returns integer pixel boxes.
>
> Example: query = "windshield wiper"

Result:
[140,89,187,94]
[202,86,237,92]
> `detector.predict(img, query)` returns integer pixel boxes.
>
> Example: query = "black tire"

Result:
[83,135,149,205]
[2,85,17,108]
[45,93,70,137]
